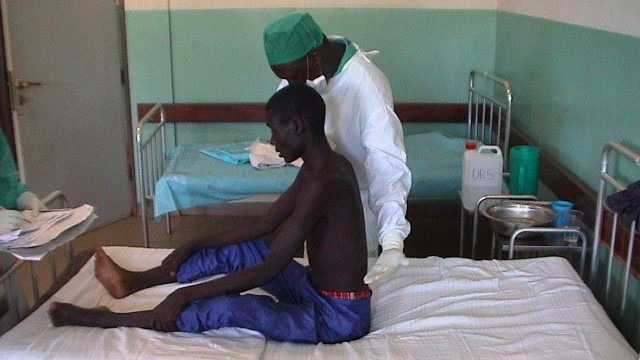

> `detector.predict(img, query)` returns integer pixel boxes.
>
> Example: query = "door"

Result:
[1,0,132,227]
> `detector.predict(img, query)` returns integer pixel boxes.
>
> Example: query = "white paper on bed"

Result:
[0,247,635,360]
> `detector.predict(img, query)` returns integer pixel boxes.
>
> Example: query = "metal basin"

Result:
[482,203,556,237]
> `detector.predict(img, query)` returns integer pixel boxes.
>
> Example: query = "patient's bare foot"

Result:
[94,247,135,299]
[48,301,113,328]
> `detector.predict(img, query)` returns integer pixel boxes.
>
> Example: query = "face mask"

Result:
[307,75,328,94]
[306,56,328,94]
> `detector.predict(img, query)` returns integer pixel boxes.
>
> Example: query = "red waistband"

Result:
[318,288,372,300]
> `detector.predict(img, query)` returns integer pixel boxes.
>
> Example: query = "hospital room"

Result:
[0,0,639,358]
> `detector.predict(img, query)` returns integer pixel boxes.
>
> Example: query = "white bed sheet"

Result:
[0,246,635,359]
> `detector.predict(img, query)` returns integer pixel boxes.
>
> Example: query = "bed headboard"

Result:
[136,103,468,124]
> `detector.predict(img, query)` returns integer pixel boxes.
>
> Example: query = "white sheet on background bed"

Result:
[0,247,635,359]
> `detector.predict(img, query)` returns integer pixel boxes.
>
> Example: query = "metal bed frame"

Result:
[135,103,171,248]
[466,70,512,170]
[459,70,513,258]
[590,141,640,314]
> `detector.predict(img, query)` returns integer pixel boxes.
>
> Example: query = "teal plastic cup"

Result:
[508,145,540,195]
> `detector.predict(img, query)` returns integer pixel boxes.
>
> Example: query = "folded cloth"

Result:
[605,179,640,231]
[249,141,303,169]
[199,141,253,164]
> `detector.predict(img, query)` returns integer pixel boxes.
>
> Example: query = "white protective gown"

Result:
[279,39,412,257]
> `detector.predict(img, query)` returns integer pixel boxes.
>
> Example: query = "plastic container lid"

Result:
[465,141,477,150]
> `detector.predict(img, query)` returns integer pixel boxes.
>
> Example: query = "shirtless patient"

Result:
[48,83,371,344]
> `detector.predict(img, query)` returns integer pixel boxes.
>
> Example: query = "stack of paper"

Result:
[0,204,96,260]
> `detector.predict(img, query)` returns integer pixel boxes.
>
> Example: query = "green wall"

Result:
[125,10,173,104]
[125,7,638,194]
[495,13,640,348]
[495,12,640,191]
[126,8,496,111]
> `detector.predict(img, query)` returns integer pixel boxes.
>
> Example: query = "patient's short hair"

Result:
[266,83,326,135]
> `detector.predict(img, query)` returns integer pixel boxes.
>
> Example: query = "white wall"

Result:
[125,1,640,38]
[497,0,640,38]
[125,0,496,10]
[122,0,640,31]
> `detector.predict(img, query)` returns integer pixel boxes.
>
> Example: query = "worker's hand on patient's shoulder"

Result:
[151,290,186,332]
[364,248,409,284]
[16,191,46,217]
[0,209,26,235]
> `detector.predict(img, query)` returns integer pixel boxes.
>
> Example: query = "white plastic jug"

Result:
[461,143,503,211]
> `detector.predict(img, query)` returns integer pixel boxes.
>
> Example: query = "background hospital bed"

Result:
[135,71,513,248]
[0,141,638,358]
[589,141,640,341]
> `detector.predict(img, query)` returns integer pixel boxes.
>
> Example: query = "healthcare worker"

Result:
[0,127,45,234]
[263,13,411,283]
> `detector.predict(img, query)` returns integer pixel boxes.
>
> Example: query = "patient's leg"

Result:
[94,247,174,299]
[48,302,153,329]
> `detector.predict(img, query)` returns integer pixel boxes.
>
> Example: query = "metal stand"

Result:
[497,226,588,278]
[459,194,537,259]
[461,194,588,278]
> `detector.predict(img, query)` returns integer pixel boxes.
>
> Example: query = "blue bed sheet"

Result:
[154,132,467,216]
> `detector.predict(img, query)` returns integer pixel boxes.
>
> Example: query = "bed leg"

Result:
[491,233,497,259]
[48,255,57,287]
[29,262,39,308]
[459,205,466,257]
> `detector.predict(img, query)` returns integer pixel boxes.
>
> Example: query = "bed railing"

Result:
[467,70,512,171]
[590,141,640,314]
[460,71,513,258]
[135,103,172,248]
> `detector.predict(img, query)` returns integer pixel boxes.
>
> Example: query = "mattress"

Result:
[154,131,468,216]
[0,247,634,359]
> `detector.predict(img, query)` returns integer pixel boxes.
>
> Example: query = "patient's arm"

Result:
[162,171,305,272]
[151,178,326,330]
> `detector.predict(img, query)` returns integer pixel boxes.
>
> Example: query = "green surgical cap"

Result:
[263,13,325,66]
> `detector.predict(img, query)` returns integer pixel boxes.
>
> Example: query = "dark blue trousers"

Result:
[174,239,371,344]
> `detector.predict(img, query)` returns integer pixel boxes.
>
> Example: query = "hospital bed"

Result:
[0,143,638,358]
[0,246,635,358]
[135,71,513,247]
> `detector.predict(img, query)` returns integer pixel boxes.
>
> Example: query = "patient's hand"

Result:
[151,290,186,332]
[162,244,196,277]
[363,248,409,284]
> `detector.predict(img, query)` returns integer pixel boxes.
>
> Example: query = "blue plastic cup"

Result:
[552,201,573,227]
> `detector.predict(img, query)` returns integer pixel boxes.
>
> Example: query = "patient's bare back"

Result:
[299,153,368,293]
